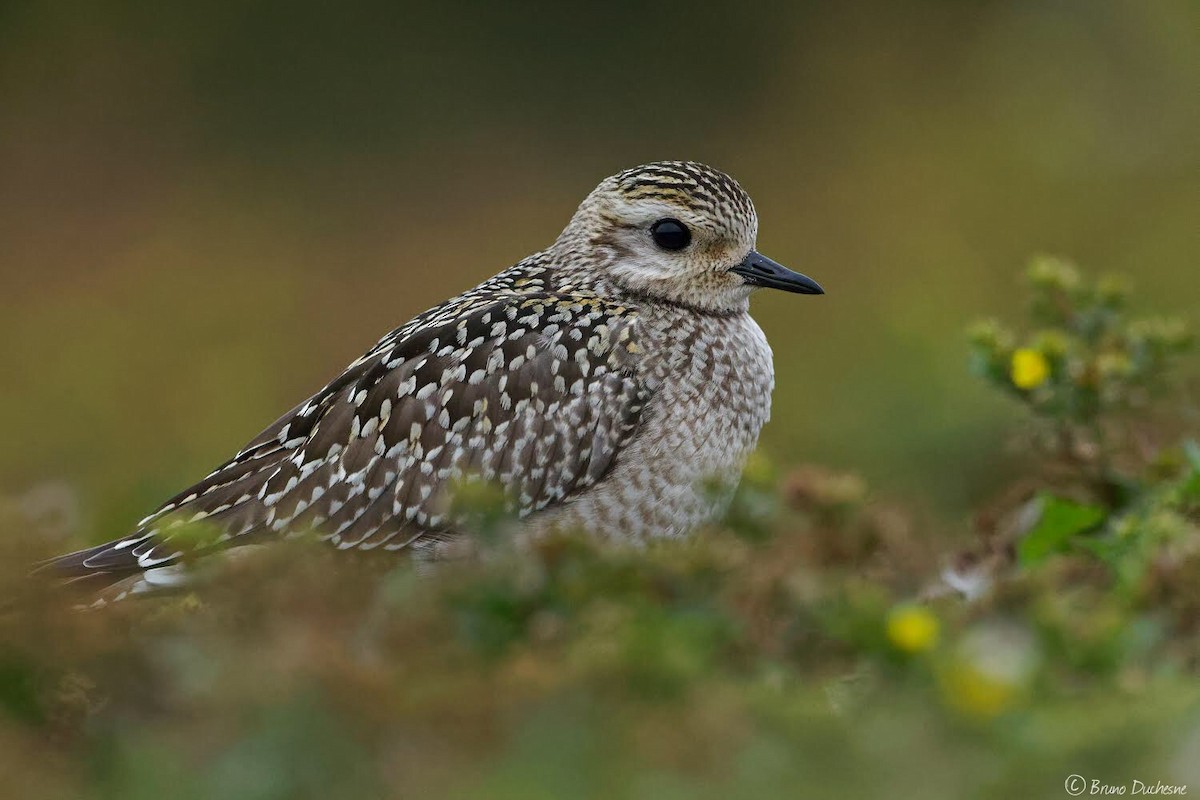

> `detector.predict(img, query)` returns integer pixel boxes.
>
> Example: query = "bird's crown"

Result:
[610,161,756,234]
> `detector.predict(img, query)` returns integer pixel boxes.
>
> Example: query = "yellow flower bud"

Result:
[1026,255,1081,291]
[886,605,940,654]
[1031,330,1069,359]
[1096,352,1133,380]
[1010,348,1050,390]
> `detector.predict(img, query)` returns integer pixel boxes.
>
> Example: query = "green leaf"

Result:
[1180,440,1200,502]
[1183,440,1200,471]
[1018,493,1107,567]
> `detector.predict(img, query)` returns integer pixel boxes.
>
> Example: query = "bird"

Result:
[39,161,824,597]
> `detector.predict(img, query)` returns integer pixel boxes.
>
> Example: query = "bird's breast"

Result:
[637,308,775,462]
[541,307,775,542]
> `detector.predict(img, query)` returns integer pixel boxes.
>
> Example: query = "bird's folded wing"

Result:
[41,292,649,580]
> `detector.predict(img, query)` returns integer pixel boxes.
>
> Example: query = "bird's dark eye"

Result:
[650,218,691,251]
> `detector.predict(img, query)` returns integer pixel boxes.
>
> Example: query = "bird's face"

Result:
[559,161,823,312]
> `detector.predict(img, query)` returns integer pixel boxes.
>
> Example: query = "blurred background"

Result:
[2,0,1198,543]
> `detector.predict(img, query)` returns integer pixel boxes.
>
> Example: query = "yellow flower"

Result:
[937,625,1038,720]
[886,605,940,654]
[1010,348,1050,390]
[938,661,1021,719]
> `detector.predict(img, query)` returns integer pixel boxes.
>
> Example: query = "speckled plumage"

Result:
[42,161,822,594]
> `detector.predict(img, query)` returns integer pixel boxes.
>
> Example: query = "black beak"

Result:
[729,251,824,295]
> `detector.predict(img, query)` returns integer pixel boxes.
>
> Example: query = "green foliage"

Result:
[970,258,1197,592]
[969,256,1190,424]
[1017,494,1106,567]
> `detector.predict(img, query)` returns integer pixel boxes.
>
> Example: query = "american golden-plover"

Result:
[44,161,823,593]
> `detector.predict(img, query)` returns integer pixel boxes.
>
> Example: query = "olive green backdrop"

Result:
[2,0,1197,541]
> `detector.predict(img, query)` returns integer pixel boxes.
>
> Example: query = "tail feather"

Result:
[34,534,173,577]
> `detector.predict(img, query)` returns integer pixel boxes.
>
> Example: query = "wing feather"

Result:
[39,289,649,585]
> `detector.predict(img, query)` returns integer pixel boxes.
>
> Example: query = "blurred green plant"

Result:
[969,258,1197,596]
[969,257,1191,490]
